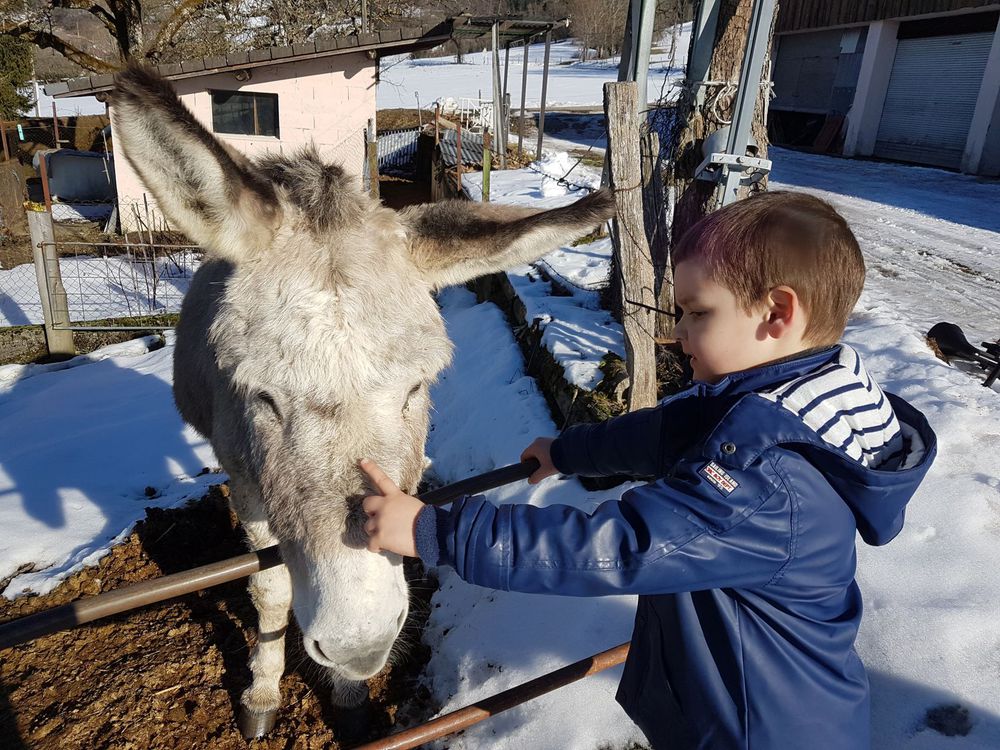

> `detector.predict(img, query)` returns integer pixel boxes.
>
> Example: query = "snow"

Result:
[2,28,999,749]
[377,25,690,113]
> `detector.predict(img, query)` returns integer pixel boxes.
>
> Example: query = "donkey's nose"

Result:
[306,638,391,679]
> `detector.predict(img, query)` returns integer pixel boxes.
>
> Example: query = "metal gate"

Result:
[875,32,994,169]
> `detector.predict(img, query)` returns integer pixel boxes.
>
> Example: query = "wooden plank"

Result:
[605,82,656,411]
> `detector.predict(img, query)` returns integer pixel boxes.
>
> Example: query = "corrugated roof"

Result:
[438,129,485,167]
[45,21,454,99]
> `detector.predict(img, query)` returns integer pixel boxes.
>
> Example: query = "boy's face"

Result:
[674,259,784,384]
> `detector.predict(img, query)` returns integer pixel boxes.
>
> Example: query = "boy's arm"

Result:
[415,453,790,596]
[552,404,669,478]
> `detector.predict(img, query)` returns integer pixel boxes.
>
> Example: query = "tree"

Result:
[0,35,34,119]
[664,0,777,243]
[0,0,419,74]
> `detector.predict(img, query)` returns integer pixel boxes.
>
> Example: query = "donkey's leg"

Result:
[228,478,292,739]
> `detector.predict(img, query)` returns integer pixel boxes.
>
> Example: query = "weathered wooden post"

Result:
[366,118,379,201]
[482,128,492,202]
[640,131,674,340]
[26,206,74,357]
[605,82,656,411]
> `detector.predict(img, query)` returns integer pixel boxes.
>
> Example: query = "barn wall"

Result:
[777,0,1000,33]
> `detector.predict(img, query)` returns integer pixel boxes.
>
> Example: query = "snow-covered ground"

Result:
[377,25,690,113]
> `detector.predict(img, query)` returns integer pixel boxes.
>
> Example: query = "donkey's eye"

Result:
[256,391,282,421]
[403,383,423,412]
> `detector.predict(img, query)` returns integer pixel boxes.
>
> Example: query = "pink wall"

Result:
[110,52,376,232]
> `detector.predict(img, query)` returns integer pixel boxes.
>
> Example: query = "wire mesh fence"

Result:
[42,240,201,329]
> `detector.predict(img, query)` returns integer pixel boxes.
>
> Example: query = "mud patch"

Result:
[0,486,436,749]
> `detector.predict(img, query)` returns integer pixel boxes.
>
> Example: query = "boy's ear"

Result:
[399,190,615,289]
[766,286,802,339]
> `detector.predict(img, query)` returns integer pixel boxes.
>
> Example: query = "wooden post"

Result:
[434,103,441,145]
[455,121,463,193]
[605,82,656,411]
[52,102,60,149]
[367,118,379,201]
[640,131,674,340]
[0,121,9,162]
[27,207,74,356]
[482,129,492,202]
[38,151,52,211]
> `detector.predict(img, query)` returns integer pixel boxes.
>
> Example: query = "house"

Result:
[770,1,1000,175]
[44,23,453,230]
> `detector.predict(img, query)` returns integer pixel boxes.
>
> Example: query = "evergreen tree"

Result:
[0,35,34,120]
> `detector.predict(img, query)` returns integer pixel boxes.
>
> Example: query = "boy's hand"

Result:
[360,459,424,557]
[521,437,559,484]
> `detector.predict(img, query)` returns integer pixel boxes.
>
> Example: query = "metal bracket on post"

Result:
[691,0,776,208]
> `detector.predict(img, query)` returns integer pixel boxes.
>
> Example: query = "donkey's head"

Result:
[110,64,614,681]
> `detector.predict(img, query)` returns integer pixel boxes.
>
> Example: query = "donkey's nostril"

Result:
[312,639,335,663]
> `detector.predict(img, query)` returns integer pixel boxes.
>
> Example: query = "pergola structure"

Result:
[451,14,568,167]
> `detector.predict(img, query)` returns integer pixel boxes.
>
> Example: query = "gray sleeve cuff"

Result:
[414,504,454,568]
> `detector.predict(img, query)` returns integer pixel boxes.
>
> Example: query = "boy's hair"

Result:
[673,191,865,346]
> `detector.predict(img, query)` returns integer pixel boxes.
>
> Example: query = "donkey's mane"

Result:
[256,148,363,233]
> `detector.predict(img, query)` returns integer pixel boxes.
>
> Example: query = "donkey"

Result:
[109,63,615,738]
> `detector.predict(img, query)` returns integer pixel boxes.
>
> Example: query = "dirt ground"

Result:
[0,485,438,750]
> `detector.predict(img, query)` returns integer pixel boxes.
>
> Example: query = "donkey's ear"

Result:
[400,189,616,289]
[109,63,281,261]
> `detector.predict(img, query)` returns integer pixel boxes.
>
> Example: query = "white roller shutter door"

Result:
[875,32,993,169]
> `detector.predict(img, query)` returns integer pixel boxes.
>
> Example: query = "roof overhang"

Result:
[450,14,568,45]
[45,20,454,99]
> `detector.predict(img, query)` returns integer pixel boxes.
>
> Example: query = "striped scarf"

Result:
[759,346,905,469]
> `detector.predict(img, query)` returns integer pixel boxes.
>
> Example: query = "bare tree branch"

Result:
[0,20,118,72]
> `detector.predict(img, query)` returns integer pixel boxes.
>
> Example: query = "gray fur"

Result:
[110,62,616,729]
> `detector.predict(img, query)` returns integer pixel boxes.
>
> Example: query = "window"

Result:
[210,90,279,137]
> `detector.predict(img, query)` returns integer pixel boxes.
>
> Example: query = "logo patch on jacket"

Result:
[700,461,739,495]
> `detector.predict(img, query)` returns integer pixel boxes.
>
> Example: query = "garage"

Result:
[874,13,998,169]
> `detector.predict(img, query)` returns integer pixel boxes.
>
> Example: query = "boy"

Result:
[360,191,937,750]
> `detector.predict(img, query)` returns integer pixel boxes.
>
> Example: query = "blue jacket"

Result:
[416,345,936,749]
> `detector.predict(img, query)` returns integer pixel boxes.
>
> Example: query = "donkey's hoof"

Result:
[336,699,374,746]
[237,706,278,739]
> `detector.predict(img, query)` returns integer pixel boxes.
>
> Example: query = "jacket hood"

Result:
[702,345,937,546]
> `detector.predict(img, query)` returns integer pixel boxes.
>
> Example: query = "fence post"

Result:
[482,128,492,202]
[366,118,379,201]
[605,82,656,412]
[26,207,74,357]
[38,152,52,212]
[0,121,9,162]
[640,131,674,341]
[52,103,61,149]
